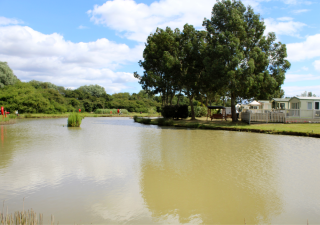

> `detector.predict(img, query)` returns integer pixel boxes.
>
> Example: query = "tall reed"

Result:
[0,209,44,225]
[67,112,82,127]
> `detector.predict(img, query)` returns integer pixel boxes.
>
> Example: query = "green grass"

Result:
[0,114,17,125]
[67,112,83,127]
[18,112,160,119]
[134,117,320,138]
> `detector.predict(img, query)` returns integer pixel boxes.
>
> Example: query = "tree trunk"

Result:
[188,95,195,120]
[223,96,226,107]
[231,94,238,122]
[206,96,209,120]
[177,91,181,105]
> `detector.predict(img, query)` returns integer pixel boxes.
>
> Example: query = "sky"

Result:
[0,0,319,96]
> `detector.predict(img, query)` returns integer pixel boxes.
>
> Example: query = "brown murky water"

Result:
[0,118,320,224]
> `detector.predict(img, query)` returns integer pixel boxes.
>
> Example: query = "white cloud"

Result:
[277,17,293,21]
[78,25,88,29]
[313,60,320,71]
[0,25,143,93]
[88,0,308,42]
[0,16,23,25]
[283,85,320,97]
[302,66,309,71]
[282,0,312,4]
[264,17,306,37]
[285,73,320,82]
[287,34,320,62]
[88,0,266,42]
[292,9,309,14]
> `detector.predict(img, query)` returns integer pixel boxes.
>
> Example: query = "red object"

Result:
[79,109,81,112]
[117,109,120,114]
[1,106,3,115]
[110,111,112,114]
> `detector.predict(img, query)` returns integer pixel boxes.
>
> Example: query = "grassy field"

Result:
[134,117,320,138]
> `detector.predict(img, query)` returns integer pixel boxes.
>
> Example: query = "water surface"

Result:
[0,118,320,224]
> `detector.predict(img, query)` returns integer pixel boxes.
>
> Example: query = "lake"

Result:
[1,117,320,224]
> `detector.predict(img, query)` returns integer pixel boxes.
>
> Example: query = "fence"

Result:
[241,109,320,124]
[241,111,285,124]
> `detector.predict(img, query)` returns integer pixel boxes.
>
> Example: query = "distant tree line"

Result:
[134,0,290,121]
[0,62,165,114]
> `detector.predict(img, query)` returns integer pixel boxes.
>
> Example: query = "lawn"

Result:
[135,117,320,137]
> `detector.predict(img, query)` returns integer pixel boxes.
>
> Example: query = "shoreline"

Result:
[134,117,320,138]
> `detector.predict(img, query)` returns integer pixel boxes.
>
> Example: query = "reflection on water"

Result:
[0,118,320,224]
[139,129,283,224]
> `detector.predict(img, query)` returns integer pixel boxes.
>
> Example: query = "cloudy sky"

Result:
[0,0,319,96]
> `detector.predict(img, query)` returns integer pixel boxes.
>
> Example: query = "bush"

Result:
[188,106,207,117]
[133,116,151,124]
[148,107,157,114]
[95,109,128,114]
[67,112,82,127]
[157,118,173,126]
[162,105,188,119]
[135,108,148,113]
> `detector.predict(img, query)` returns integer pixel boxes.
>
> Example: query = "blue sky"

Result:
[0,0,319,96]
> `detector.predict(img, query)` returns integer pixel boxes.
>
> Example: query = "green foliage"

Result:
[157,118,174,126]
[77,84,106,97]
[67,112,82,127]
[162,105,188,119]
[188,106,207,117]
[133,116,151,124]
[0,62,19,88]
[95,109,128,114]
[203,0,290,121]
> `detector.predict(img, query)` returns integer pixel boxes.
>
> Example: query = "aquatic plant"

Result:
[67,112,82,127]
[0,208,43,225]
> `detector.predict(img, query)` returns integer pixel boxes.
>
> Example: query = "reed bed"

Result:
[0,208,44,225]
[67,112,82,127]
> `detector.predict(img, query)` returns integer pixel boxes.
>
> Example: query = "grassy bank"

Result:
[0,115,17,125]
[15,112,161,119]
[134,117,320,138]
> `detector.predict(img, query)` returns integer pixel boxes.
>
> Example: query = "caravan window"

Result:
[315,102,320,110]
[292,103,299,109]
[280,103,285,109]
[308,102,312,110]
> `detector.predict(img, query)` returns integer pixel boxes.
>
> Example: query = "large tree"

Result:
[134,27,182,106]
[203,0,290,121]
[179,24,207,120]
[0,62,19,88]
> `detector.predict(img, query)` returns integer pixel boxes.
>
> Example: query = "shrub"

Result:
[148,107,157,114]
[162,105,188,119]
[157,118,174,126]
[25,113,32,118]
[67,112,82,127]
[135,108,148,113]
[95,109,128,114]
[188,106,207,117]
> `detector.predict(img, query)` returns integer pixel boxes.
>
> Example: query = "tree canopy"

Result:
[203,0,290,121]
[0,61,19,88]
[135,0,290,121]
